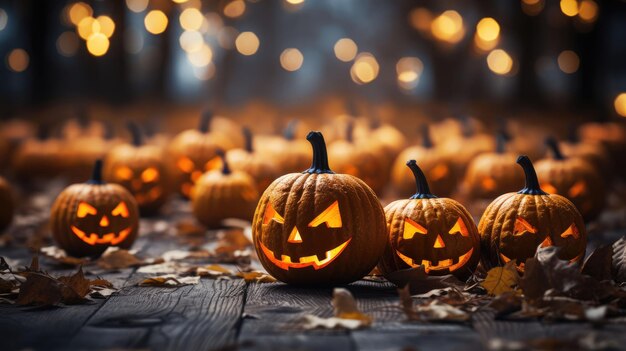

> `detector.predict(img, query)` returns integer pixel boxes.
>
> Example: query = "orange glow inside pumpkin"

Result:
[71,201,133,246]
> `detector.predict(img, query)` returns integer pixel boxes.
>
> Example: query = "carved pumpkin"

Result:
[0,176,14,233]
[535,138,605,221]
[391,125,457,197]
[225,128,279,192]
[462,134,525,199]
[579,122,626,177]
[252,131,386,285]
[255,120,312,175]
[51,160,140,257]
[558,128,611,178]
[12,125,66,180]
[167,111,235,198]
[478,156,587,272]
[379,160,480,280]
[103,123,170,215]
[192,150,259,228]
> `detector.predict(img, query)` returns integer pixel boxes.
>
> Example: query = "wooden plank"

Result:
[67,278,247,351]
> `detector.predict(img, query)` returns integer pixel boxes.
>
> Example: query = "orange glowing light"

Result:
[224,0,246,18]
[487,49,514,75]
[560,0,579,17]
[557,50,580,74]
[350,53,379,85]
[7,49,29,72]
[615,93,626,117]
[333,38,358,62]
[308,201,342,228]
[126,0,149,13]
[180,8,204,31]
[144,10,168,35]
[57,31,79,57]
[235,31,260,56]
[86,32,110,56]
[68,2,93,26]
[280,48,304,71]
[430,10,465,44]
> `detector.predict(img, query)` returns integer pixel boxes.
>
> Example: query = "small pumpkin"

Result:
[255,120,311,174]
[12,125,66,180]
[578,122,626,176]
[51,160,140,257]
[479,156,587,272]
[462,133,525,199]
[327,121,387,195]
[225,128,279,192]
[379,160,480,280]
[391,125,457,197]
[167,111,234,198]
[192,150,259,228]
[438,116,495,176]
[103,123,170,215]
[252,131,386,285]
[560,125,612,178]
[0,176,14,233]
[535,138,605,221]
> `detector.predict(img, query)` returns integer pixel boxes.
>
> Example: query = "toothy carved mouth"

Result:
[395,248,474,273]
[259,239,351,270]
[71,226,132,246]
[500,250,584,272]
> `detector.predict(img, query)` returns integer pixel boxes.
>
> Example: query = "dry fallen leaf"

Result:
[398,286,469,322]
[481,260,519,296]
[58,267,91,301]
[332,288,372,324]
[16,272,64,306]
[235,271,277,283]
[138,275,200,287]
[301,315,365,330]
[40,246,89,267]
[196,264,233,278]
[581,244,613,282]
[385,266,464,295]
[137,261,192,274]
[97,249,143,270]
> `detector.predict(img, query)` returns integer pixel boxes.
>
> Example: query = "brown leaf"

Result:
[519,257,548,300]
[97,249,143,270]
[398,286,469,322]
[58,267,91,299]
[581,244,613,281]
[235,271,276,283]
[332,288,372,324]
[481,260,519,296]
[612,236,626,283]
[488,292,522,317]
[16,272,63,306]
[385,266,464,295]
[90,278,114,289]
[138,275,200,287]
[41,246,89,267]
[28,255,40,272]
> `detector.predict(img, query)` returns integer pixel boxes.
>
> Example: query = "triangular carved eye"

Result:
[402,218,427,240]
[560,224,580,239]
[448,218,469,237]
[112,202,129,218]
[77,202,97,218]
[308,201,342,228]
[513,217,537,236]
[263,203,284,225]
[177,157,195,173]
[115,166,133,180]
[141,167,159,183]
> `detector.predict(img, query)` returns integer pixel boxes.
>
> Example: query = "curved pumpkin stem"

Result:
[516,155,547,195]
[406,160,437,199]
[216,149,231,175]
[242,127,253,153]
[304,131,334,174]
[87,159,105,185]
[545,137,565,160]
[127,122,143,147]
[421,124,433,149]
[199,110,212,133]
[283,120,298,141]
[495,132,507,154]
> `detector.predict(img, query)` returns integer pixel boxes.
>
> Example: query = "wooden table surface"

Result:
[1,188,626,351]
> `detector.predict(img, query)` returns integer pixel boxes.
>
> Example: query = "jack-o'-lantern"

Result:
[463,134,525,199]
[479,156,587,273]
[579,122,626,177]
[51,160,140,257]
[0,176,14,233]
[225,128,279,192]
[167,111,235,198]
[12,125,66,180]
[391,125,457,197]
[255,120,311,174]
[439,116,495,176]
[192,150,259,228]
[535,138,605,221]
[379,160,481,280]
[328,122,387,195]
[559,127,611,178]
[103,123,170,215]
[252,131,387,285]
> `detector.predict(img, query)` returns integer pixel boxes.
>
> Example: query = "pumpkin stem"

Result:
[459,114,473,138]
[127,122,143,147]
[242,127,253,153]
[199,110,212,133]
[87,159,105,185]
[283,120,298,141]
[420,124,433,149]
[496,132,507,154]
[304,131,334,174]
[545,137,565,160]
[407,160,437,199]
[346,120,354,143]
[567,125,580,144]
[516,155,547,195]
[216,149,231,175]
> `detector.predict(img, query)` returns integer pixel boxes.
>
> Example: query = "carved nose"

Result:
[100,215,110,227]
[433,234,445,248]
[288,227,303,243]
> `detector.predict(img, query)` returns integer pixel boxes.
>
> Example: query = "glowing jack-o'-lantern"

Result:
[51,160,139,257]
[379,160,481,280]
[479,156,587,272]
[167,111,236,198]
[252,131,386,285]
[104,123,170,215]
[534,138,606,221]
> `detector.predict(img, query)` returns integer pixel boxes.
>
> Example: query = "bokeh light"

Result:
[280,48,304,71]
[126,0,149,13]
[77,16,98,40]
[68,2,92,26]
[144,10,168,35]
[180,31,204,53]
[180,8,204,31]
[487,49,513,75]
[476,18,500,42]
[350,53,379,84]
[86,32,110,56]
[224,0,246,19]
[521,0,544,16]
[56,31,79,57]
[187,44,213,67]
[97,16,115,38]
[557,50,580,74]
[578,0,598,23]
[334,38,358,62]
[614,93,626,117]
[235,31,260,56]
[396,57,424,90]
[560,0,578,17]
[6,49,29,72]
[430,10,465,44]
[0,8,7,31]
[409,8,432,34]
[286,0,305,4]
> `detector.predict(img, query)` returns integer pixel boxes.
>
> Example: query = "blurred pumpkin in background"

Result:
[12,124,66,180]
[255,120,312,175]
[63,121,122,182]
[391,125,457,197]
[579,122,626,178]
[438,115,495,177]
[558,126,611,178]
[226,128,279,192]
